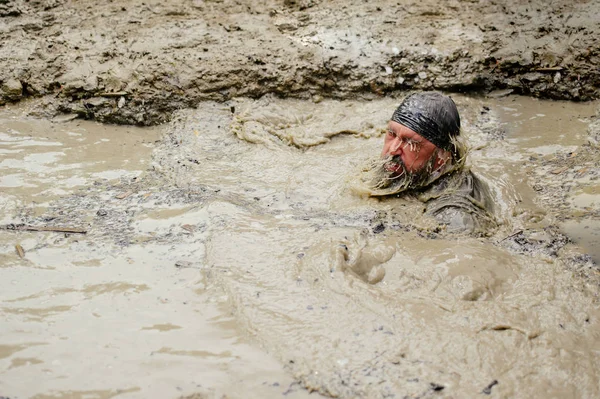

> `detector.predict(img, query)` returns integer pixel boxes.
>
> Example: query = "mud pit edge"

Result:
[1,0,599,125]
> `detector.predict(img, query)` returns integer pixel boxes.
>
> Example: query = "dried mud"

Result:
[1,0,600,125]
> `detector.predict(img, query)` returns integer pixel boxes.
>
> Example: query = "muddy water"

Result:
[156,95,600,398]
[2,95,600,398]
[491,96,600,263]
[0,106,315,399]
[0,106,157,222]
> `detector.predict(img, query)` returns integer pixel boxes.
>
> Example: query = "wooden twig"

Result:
[97,91,129,97]
[1,224,87,234]
[500,230,523,242]
[536,66,564,72]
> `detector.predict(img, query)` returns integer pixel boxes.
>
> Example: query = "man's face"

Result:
[381,121,438,175]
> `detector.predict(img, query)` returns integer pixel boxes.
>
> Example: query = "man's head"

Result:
[381,92,461,177]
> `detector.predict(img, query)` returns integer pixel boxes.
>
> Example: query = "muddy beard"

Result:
[351,152,457,197]
[350,138,467,197]
[367,154,438,195]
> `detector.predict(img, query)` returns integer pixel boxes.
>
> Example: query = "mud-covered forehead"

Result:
[391,92,461,150]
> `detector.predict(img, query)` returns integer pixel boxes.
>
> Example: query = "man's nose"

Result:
[388,137,403,155]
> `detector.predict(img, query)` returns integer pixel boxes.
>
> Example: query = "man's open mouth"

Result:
[383,156,405,175]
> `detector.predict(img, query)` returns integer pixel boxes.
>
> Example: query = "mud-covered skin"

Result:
[1,0,599,125]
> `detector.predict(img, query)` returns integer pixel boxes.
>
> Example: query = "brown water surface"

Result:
[0,105,315,399]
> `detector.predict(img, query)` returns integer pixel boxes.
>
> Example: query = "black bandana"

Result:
[391,92,461,151]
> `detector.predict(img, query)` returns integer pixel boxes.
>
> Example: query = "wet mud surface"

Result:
[2,95,600,398]
[0,106,318,399]
[2,1,600,398]
[1,0,600,124]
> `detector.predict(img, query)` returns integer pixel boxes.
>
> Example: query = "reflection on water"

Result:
[0,106,157,200]
[1,95,599,398]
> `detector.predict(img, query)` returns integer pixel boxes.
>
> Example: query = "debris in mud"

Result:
[550,166,569,174]
[482,379,499,395]
[15,243,25,258]
[175,260,197,269]
[1,224,87,234]
[115,190,134,199]
[500,230,524,242]
[429,383,444,391]
[372,222,385,234]
[499,227,569,258]
[181,224,195,233]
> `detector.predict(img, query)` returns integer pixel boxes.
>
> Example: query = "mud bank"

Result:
[1,0,600,125]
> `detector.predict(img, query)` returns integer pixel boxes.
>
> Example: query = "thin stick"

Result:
[1,225,87,234]
[500,229,523,242]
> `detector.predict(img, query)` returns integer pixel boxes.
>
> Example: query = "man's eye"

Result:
[387,130,395,137]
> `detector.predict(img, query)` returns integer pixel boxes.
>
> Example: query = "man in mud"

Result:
[364,91,495,234]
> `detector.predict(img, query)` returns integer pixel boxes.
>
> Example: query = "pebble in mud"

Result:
[1,78,23,101]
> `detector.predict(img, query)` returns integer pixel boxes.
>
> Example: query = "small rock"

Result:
[52,113,79,123]
[553,71,561,83]
[62,79,85,95]
[175,260,194,268]
[85,97,109,107]
[84,75,98,91]
[1,78,23,100]
[273,17,298,32]
[418,71,428,79]
[372,223,385,234]
[96,209,108,217]
[135,113,145,123]
[118,97,126,108]
[486,89,514,98]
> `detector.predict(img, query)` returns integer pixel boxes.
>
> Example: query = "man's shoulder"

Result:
[420,169,496,234]
[418,168,479,201]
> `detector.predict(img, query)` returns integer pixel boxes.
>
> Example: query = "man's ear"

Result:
[434,149,451,170]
